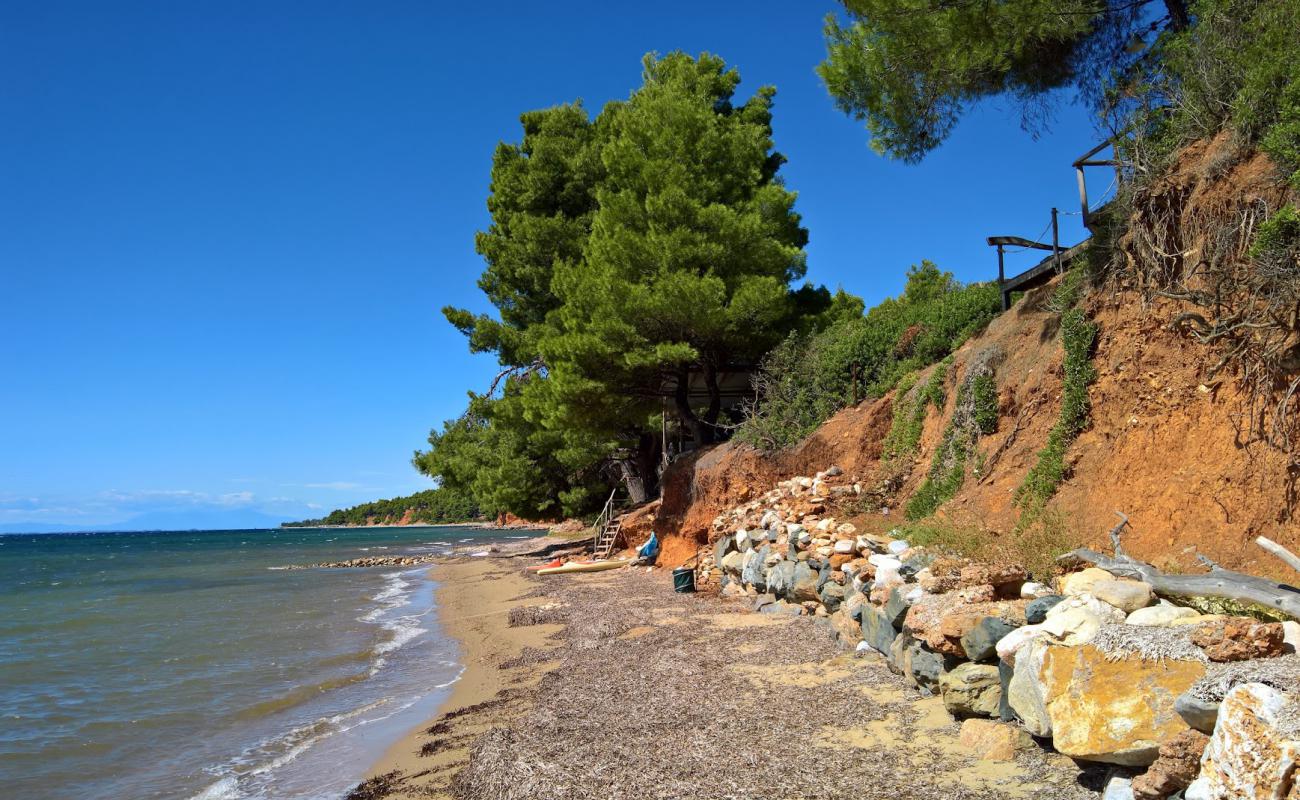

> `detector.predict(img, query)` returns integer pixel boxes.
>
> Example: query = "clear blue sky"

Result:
[0,1,1104,530]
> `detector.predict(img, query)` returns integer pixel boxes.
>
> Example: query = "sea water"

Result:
[0,526,513,799]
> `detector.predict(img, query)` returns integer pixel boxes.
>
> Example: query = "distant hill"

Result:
[284,487,480,527]
[0,509,294,534]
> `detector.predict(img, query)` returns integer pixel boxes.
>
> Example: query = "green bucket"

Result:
[672,566,696,593]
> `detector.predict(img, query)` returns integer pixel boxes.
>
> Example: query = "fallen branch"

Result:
[1256,536,1300,577]
[1059,512,1300,621]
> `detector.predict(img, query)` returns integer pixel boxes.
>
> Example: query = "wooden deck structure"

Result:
[988,139,1120,310]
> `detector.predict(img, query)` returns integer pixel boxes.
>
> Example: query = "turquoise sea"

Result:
[0,525,518,799]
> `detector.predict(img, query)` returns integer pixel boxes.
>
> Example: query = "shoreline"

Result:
[348,556,1096,800]
[357,555,563,798]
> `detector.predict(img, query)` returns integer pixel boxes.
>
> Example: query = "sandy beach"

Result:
[355,556,565,799]
[350,557,1103,800]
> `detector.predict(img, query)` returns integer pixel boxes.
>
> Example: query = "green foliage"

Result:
[286,487,480,527]
[971,373,999,436]
[906,352,1001,520]
[737,263,1000,450]
[427,52,835,518]
[882,357,950,464]
[1149,0,1300,180]
[1249,204,1300,257]
[413,387,607,520]
[817,0,1171,161]
[1016,309,1098,512]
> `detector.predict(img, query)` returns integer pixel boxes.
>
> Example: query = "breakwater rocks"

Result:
[699,465,1300,799]
[286,555,441,569]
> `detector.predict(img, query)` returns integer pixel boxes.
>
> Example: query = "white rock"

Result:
[1091,579,1155,613]
[868,555,903,585]
[1045,594,1128,623]
[996,623,1048,665]
[887,539,910,555]
[796,476,813,489]
[856,640,871,652]
[1284,621,1300,654]
[833,539,855,554]
[1125,605,1198,627]
[1101,774,1134,800]
[815,518,834,532]
[759,510,781,530]
[1020,581,1054,599]
[1186,682,1300,799]
[734,529,750,548]
[1041,606,1113,646]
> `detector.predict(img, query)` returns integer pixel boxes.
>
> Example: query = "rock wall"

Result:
[702,467,1300,798]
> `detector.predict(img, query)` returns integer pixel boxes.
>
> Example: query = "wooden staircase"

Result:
[591,488,625,560]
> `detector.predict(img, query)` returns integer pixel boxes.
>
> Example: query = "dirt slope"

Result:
[652,138,1299,576]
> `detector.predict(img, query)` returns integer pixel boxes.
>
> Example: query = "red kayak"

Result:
[526,557,566,572]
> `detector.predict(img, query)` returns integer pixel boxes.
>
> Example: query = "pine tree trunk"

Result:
[673,367,713,446]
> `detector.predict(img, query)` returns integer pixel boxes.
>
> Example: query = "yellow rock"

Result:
[1040,643,1205,765]
[958,718,1034,761]
[1187,682,1300,799]
[1057,567,1115,597]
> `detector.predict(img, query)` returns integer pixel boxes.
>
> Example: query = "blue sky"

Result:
[0,1,1105,530]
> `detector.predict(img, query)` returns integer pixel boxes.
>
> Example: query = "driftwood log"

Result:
[1059,512,1300,621]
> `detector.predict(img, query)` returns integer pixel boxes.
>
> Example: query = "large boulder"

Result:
[1040,643,1206,765]
[1059,567,1116,596]
[961,617,1022,663]
[860,603,899,655]
[900,637,961,696]
[1007,635,1054,737]
[940,663,1002,718]
[1186,683,1300,800]
[819,581,846,614]
[767,560,796,598]
[929,602,1026,658]
[741,544,770,591]
[721,550,745,576]
[713,535,736,569]
[790,562,820,603]
[1040,601,1125,646]
[1091,579,1155,613]
[883,585,914,628]
[1127,605,1199,627]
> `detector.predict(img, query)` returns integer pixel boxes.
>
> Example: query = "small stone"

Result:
[1130,729,1208,800]
[833,538,855,554]
[1025,594,1064,624]
[940,663,1002,718]
[958,718,1033,761]
[1285,620,1300,654]
[1101,774,1135,800]
[887,539,910,555]
[819,581,846,613]
[1020,581,1054,599]
[1126,605,1199,627]
[1191,617,1286,662]
[1090,579,1155,613]
[1174,691,1220,734]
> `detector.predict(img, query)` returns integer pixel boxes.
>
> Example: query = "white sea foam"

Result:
[187,776,241,800]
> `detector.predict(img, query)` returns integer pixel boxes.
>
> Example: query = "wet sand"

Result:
[357,557,563,799]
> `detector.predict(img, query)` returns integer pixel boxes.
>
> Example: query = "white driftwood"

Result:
[1256,536,1300,577]
[1059,512,1300,621]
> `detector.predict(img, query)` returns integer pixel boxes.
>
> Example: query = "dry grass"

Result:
[904,510,1077,581]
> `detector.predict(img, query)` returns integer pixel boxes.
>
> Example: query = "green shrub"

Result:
[906,349,1001,520]
[1016,309,1098,512]
[1249,204,1300,257]
[738,262,999,451]
[882,359,949,464]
